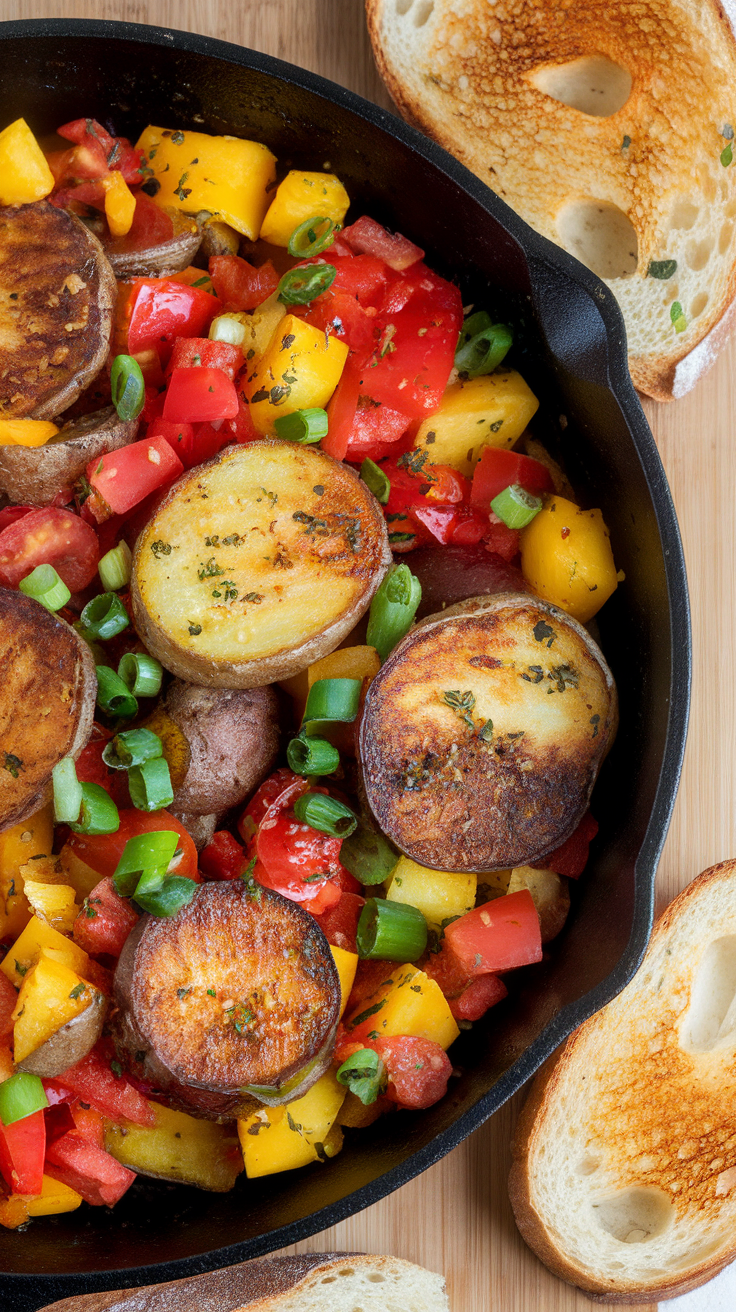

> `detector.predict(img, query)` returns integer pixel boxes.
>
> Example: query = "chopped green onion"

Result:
[113,831,180,897]
[110,354,146,422]
[278,264,336,305]
[134,876,197,918]
[117,652,163,699]
[98,541,132,592]
[356,897,428,962]
[132,867,166,898]
[335,1048,386,1105]
[18,563,70,613]
[68,782,120,836]
[302,678,362,736]
[340,822,399,886]
[209,313,247,346]
[490,483,542,530]
[95,665,138,719]
[287,216,338,259]
[51,757,83,824]
[366,563,422,663]
[293,791,357,838]
[80,593,129,641]
[455,312,512,377]
[0,1072,48,1126]
[273,408,328,444]
[102,728,163,771]
[286,732,340,777]
[128,756,174,812]
[360,457,391,505]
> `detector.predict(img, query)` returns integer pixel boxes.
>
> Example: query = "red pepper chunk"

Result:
[470,446,554,510]
[532,811,599,879]
[364,264,463,417]
[45,1133,135,1207]
[166,337,244,381]
[208,255,280,312]
[72,876,139,959]
[163,367,239,424]
[126,279,221,364]
[443,890,543,976]
[87,437,184,516]
[0,1111,46,1196]
[48,1043,155,1128]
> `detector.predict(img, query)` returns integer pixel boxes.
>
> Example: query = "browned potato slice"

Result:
[103,208,201,278]
[131,440,391,687]
[0,589,97,832]
[17,989,106,1077]
[0,201,115,419]
[360,592,616,872]
[112,882,341,1118]
[0,406,137,504]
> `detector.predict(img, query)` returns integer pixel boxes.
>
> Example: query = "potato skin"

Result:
[0,406,137,504]
[103,209,201,279]
[164,680,280,814]
[170,811,219,851]
[17,990,106,1077]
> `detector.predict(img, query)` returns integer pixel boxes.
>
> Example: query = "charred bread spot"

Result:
[112,882,341,1116]
[0,201,116,420]
[360,592,616,872]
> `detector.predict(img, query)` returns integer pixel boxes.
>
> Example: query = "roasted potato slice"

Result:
[131,440,391,687]
[112,883,341,1118]
[17,988,106,1078]
[0,588,96,832]
[360,592,616,872]
[0,201,115,419]
[0,406,137,504]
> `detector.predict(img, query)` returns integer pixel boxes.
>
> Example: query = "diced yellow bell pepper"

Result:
[103,170,136,237]
[22,880,79,936]
[330,944,358,1019]
[26,1174,83,1217]
[346,966,459,1051]
[0,118,55,205]
[105,1102,243,1192]
[57,845,105,901]
[413,372,539,476]
[386,857,476,929]
[520,494,619,623]
[0,915,90,986]
[245,313,348,434]
[260,170,350,247]
[238,293,287,365]
[12,957,94,1064]
[238,1069,346,1178]
[281,645,382,737]
[135,125,276,240]
[337,1090,384,1128]
[0,420,58,447]
[0,804,54,942]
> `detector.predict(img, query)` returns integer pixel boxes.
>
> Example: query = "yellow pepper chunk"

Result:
[520,494,619,623]
[58,844,105,900]
[0,803,54,942]
[135,125,276,240]
[330,944,359,1019]
[245,313,348,434]
[0,914,90,986]
[413,372,539,477]
[105,1102,243,1192]
[346,966,459,1051]
[260,170,350,247]
[238,1069,346,1178]
[26,1175,83,1217]
[386,857,476,929]
[0,419,58,447]
[103,170,136,237]
[12,957,95,1064]
[0,118,55,205]
[22,880,79,936]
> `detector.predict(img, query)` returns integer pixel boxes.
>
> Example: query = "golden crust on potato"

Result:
[359,592,616,872]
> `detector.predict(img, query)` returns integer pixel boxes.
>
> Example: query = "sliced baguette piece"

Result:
[367,0,736,400]
[39,1253,449,1312]
[509,858,736,1301]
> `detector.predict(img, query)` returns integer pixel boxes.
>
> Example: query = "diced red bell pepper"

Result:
[45,1132,135,1207]
[484,516,520,562]
[209,255,280,312]
[314,889,365,953]
[470,446,554,510]
[126,279,221,364]
[163,367,239,424]
[166,337,244,382]
[373,1036,451,1109]
[87,436,184,517]
[364,264,463,417]
[323,352,363,460]
[330,253,393,306]
[449,973,508,1022]
[199,831,247,881]
[533,812,599,879]
[44,1103,76,1146]
[0,507,100,592]
[341,217,424,272]
[443,890,542,976]
[0,1111,46,1195]
[295,287,376,354]
[72,875,139,958]
[49,1043,155,1128]
[343,959,394,1020]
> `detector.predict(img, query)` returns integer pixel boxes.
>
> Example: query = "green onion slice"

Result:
[356,897,428,962]
[273,408,328,444]
[302,678,362,736]
[340,822,399,886]
[278,263,336,305]
[98,541,132,592]
[490,483,542,530]
[80,593,130,641]
[360,457,391,505]
[209,313,247,346]
[51,757,83,824]
[18,563,70,613]
[95,665,138,719]
[132,867,166,898]
[68,782,120,836]
[287,217,338,259]
[113,831,180,897]
[0,1072,49,1126]
[286,732,340,777]
[102,728,163,771]
[110,354,146,422]
[117,652,163,699]
[134,876,197,918]
[455,314,512,378]
[335,1048,386,1105]
[128,756,174,812]
[293,791,357,838]
[366,563,422,663]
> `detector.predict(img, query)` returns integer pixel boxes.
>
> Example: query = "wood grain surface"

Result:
[1,1,729,1309]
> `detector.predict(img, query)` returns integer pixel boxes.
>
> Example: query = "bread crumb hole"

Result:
[528,55,631,117]
[367,1273,386,1282]
[413,0,434,24]
[339,1268,355,1276]
[669,200,699,231]
[576,1155,600,1175]
[592,1186,674,1243]
[690,292,708,319]
[680,935,736,1051]
[719,222,733,254]
[395,0,413,12]
[556,199,638,278]
[321,1276,337,1283]
[686,236,714,272]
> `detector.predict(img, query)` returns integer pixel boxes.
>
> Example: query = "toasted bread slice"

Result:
[509,859,736,1301]
[367,0,736,400]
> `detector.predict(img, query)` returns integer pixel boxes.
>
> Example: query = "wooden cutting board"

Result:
[4,1,731,1308]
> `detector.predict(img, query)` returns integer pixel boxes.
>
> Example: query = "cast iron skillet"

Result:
[0,19,690,1310]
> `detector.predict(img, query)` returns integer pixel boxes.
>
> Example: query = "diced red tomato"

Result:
[344,396,413,459]
[126,278,221,364]
[44,1102,76,1145]
[163,367,239,424]
[166,337,243,382]
[0,507,100,591]
[72,876,139,958]
[484,516,520,562]
[0,505,34,534]
[443,890,542,976]
[295,287,376,354]
[323,353,363,460]
[470,446,554,510]
[66,810,199,884]
[74,723,130,809]
[87,437,184,517]
[450,507,488,546]
[68,1100,105,1149]
[0,975,17,1039]
[49,1042,155,1128]
[199,831,247,881]
[208,254,280,312]
[314,890,365,953]
[56,118,144,185]
[533,812,599,879]
[363,264,462,417]
[373,1036,451,1109]
[449,973,508,1022]
[254,774,342,912]
[145,417,196,467]
[240,768,299,835]
[45,1132,135,1206]
[420,941,471,999]
[330,253,393,306]
[344,959,395,1018]
[222,388,261,445]
[104,193,173,253]
[341,217,424,272]
[0,1111,46,1195]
